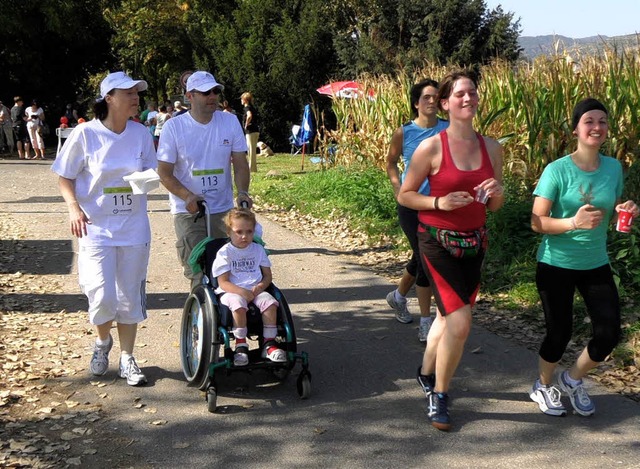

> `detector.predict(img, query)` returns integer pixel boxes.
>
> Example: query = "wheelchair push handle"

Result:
[194,200,209,223]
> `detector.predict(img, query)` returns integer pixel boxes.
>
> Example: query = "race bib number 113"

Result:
[192,168,224,195]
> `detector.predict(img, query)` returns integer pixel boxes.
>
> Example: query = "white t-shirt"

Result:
[25,107,44,127]
[146,111,158,123]
[156,111,247,214]
[211,242,271,292]
[52,119,157,247]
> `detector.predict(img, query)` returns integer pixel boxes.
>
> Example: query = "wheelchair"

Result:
[179,205,311,413]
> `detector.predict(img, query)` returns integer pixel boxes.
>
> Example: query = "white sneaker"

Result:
[386,291,412,324]
[89,335,113,376]
[262,345,287,363]
[418,318,432,342]
[529,379,566,416]
[558,370,595,416]
[119,356,147,386]
[234,347,249,367]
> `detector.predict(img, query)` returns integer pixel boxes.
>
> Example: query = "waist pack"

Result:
[427,225,487,259]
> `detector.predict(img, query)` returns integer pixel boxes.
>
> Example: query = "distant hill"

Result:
[519,33,639,59]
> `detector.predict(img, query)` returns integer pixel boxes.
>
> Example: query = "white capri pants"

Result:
[26,122,44,150]
[78,244,150,326]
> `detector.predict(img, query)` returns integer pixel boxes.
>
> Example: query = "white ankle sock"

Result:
[564,371,581,386]
[394,290,405,302]
[96,337,110,347]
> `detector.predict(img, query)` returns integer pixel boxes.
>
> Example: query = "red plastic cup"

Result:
[616,209,634,233]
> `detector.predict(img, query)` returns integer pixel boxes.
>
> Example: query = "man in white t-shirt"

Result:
[157,71,251,289]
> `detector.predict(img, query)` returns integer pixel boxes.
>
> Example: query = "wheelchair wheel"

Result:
[274,287,297,355]
[206,386,218,413]
[180,285,219,391]
[297,371,311,399]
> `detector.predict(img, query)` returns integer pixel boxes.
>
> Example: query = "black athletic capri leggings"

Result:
[397,203,430,287]
[536,262,620,363]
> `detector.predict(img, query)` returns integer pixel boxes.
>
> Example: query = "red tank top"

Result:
[418,130,495,231]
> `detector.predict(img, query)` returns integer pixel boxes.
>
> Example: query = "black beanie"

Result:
[572,98,608,130]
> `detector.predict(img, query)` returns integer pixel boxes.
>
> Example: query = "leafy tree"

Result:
[330,0,522,75]
[186,0,340,149]
[103,0,194,104]
[0,0,114,121]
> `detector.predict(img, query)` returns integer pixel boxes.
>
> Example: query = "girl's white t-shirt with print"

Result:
[211,242,271,293]
[52,119,157,247]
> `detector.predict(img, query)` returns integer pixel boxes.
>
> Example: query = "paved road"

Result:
[1,157,639,468]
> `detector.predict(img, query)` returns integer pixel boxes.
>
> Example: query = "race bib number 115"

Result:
[101,186,139,215]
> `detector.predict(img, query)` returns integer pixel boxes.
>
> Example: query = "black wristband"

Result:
[434,197,439,210]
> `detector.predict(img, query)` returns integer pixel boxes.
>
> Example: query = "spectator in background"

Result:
[25,99,46,160]
[241,92,260,173]
[11,96,31,159]
[0,100,15,154]
[64,104,79,127]
[153,104,171,148]
[140,102,155,126]
[173,100,188,117]
[222,100,235,114]
[145,103,158,137]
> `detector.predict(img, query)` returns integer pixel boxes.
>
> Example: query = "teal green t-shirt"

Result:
[533,154,623,270]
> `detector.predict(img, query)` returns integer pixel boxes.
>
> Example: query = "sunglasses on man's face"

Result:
[194,88,222,96]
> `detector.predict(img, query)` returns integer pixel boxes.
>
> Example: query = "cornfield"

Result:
[319,44,640,186]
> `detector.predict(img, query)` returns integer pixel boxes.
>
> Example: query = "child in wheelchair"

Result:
[211,208,287,367]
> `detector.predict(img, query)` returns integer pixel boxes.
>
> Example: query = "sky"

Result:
[485,0,640,38]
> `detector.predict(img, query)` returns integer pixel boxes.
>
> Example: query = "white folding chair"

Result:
[56,127,74,156]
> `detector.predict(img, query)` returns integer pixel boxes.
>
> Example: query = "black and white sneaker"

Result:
[416,366,435,398]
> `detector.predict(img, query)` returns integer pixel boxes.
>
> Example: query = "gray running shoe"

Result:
[529,379,567,416]
[386,291,412,324]
[89,335,113,376]
[557,370,595,416]
[119,356,147,386]
[418,317,432,342]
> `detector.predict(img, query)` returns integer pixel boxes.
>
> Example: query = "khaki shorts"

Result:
[173,211,228,286]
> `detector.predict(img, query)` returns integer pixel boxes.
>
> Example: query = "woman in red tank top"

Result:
[397,70,504,431]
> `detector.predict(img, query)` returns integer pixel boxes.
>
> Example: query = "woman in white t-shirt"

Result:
[153,104,170,148]
[52,72,157,386]
[25,99,45,159]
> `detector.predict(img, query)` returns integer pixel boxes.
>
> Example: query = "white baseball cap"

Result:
[99,72,148,101]
[186,71,224,92]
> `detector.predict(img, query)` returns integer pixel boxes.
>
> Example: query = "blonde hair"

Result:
[224,208,256,232]
[241,92,254,104]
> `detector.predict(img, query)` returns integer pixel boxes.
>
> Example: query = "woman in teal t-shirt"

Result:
[529,98,639,418]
